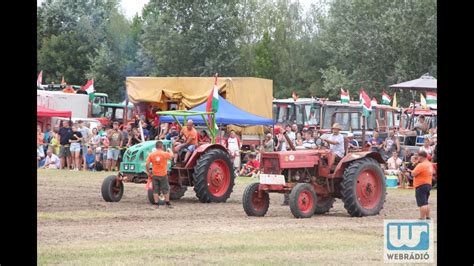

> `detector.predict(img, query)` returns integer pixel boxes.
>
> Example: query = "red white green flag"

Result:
[83,79,95,93]
[340,88,349,103]
[382,91,391,105]
[359,89,372,116]
[426,91,437,109]
[37,70,43,87]
[206,74,219,132]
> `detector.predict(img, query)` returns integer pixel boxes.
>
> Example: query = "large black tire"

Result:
[101,175,124,202]
[193,149,235,203]
[314,196,335,214]
[243,183,269,217]
[341,158,386,217]
[289,183,317,218]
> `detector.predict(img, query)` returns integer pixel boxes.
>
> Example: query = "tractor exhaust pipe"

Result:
[283,131,296,151]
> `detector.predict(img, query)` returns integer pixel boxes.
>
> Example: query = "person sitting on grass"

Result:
[400,154,418,188]
[42,149,61,169]
[239,153,260,178]
[85,147,95,171]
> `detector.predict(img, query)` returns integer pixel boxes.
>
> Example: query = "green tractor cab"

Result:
[101,110,236,205]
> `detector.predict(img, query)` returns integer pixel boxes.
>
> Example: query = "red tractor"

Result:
[243,112,387,218]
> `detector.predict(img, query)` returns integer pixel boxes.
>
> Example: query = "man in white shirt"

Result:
[322,123,345,159]
[285,124,296,146]
[226,130,242,174]
[43,149,61,169]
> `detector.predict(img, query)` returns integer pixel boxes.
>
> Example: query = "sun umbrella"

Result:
[389,73,437,91]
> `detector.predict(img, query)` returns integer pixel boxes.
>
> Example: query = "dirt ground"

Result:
[38,170,437,264]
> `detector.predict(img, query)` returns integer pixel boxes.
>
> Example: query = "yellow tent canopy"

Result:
[126,77,273,135]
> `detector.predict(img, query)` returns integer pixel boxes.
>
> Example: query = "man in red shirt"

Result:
[239,153,260,178]
[146,141,174,208]
[409,150,433,220]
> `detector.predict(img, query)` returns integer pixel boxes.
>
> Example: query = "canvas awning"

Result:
[37,106,72,118]
[159,95,274,126]
[389,73,437,91]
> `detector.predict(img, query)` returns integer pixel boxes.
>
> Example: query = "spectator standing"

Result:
[69,124,83,171]
[262,133,274,152]
[77,120,90,171]
[382,128,400,159]
[226,130,242,175]
[58,120,73,169]
[295,132,303,146]
[107,122,123,172]
[409,151,433,220]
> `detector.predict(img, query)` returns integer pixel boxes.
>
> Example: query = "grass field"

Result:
[38,170,436,265]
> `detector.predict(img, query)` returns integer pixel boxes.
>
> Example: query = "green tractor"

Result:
[101,110,236,204]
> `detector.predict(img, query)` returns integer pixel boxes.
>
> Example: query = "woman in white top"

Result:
[419,138,433,155]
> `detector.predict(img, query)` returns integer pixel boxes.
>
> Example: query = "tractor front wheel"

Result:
[289,183,317,218]
[193,149,235,203]
[243,183,269,217]
[341,158,386,217]
[101,175,124,202]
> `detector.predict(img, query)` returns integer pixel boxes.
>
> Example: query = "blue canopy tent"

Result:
[159,95,273,126]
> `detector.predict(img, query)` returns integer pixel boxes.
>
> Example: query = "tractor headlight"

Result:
[130,165,135,170]
[124,164,129,170]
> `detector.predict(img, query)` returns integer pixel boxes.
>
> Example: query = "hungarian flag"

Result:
[426,91,437,109]
[382,91,391,105]
[420,93,427,109]
[359,89,372,116]
[340,88,349,103]
[84,79,95,100]
[206,74,219,132]
[371,97,378,107]
[392,92,397,108]
[37,71,43,87]
[61,76,66,86]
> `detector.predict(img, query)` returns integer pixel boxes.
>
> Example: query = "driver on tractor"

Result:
[173,119,198,164]
[321,123,345,161]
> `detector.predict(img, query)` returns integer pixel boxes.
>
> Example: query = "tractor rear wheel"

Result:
[341,158,386,217]
[243,183,269,217]
[289,183,317,218]
[193,149,235,203]
[101,175,124,202]
[314,196,335,214]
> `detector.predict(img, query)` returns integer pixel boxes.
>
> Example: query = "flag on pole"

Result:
[206,74,219,135]
[84,79,95,100]
[371,97,378,107]
[420,93,427,109]
[359,89,372,117]
[392,92,397,108]
[426,91,437,109]
[37,71,43,87]
[340,88,349,103]
[61,76,66,86]
[84,79,95,93]
[382,91,392,105]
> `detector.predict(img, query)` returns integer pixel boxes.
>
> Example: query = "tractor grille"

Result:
[125,150,139,161]
[262,157,280,175]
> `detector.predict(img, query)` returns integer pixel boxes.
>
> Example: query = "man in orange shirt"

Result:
[409,150,433,220]
[146,141,174,208]
[173,119,198,164]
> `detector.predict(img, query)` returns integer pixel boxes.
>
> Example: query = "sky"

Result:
[38,0,316,20]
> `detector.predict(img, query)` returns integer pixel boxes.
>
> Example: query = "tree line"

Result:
[37,0,436,104]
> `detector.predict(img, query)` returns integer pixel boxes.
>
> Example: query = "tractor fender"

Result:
[333,151,385,177]
[185,143,229,168]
